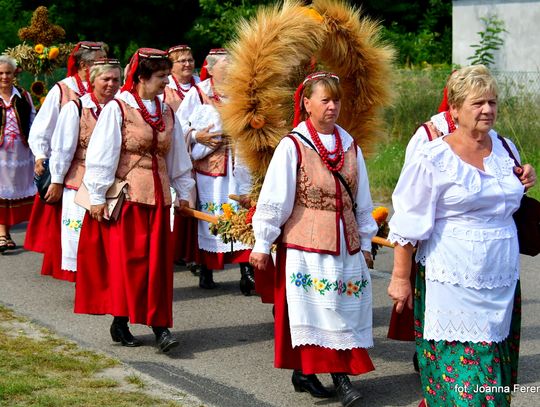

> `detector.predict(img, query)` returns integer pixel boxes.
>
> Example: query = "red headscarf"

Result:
[67,41,106,77]
[121,48,168,92]
[293,71,340,127]
[199,48,228,81]
[437,70,458,113]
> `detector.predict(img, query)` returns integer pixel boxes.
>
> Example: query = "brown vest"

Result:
[114,99,174,206]
[193,144,228,176]
[57,82,80,107]
[64,106,97,189]
[282,135,360,255]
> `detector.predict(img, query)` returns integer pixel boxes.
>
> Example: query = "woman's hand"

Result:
[177,199,190,215]
[44,183,63,203]
[34,158,46,176]
[195,124,223,149]
[515,164,537,190]
[388,276,413,313]
[238,194,252,209]
[90,204,108,222]
[249,252,271,272]
[362,250,374,269]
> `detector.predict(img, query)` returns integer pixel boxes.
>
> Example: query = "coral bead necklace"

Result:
[305,118,345,172]
[73,73,89,96]
[131,91,165,132]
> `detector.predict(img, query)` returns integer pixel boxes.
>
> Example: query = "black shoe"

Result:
[331,373,363,407]
[110,322,142,347]
[292,370,334,398]
[155,328,180,353]
[413,351,420,372]
[199,266,218,289]
[239,263,255,296]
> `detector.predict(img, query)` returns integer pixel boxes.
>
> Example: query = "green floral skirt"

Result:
[415,265,521,407]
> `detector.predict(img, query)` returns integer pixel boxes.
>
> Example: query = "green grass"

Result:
[367,68,540,202]
[0,306,183,407]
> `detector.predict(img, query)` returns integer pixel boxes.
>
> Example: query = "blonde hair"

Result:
[301,76,342,116]
[89,64,122,85]
[447,64,498,108]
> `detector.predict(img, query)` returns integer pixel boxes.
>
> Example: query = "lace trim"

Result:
[387,231,417,247]
[0,186,36,199]
[424,309,513,343]
[430,112,449,134]
[290,326,373,350]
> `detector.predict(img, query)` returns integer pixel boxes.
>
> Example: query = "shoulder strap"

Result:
[194,84,205,104]
[74,99,82,117]
[290,131,357,210]
[111,98,125,125]
[285,133,302,168]
[497,134,521,167]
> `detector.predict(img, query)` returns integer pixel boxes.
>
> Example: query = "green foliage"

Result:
[186,0,269,53]
[380,0,451,66]
[0,0,32,52]
[467,15,507,67]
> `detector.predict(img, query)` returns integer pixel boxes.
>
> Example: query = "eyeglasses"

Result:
[175,58,194,65]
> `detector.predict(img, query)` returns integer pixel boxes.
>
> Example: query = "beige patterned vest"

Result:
[115,99,174,206]
[57,82,80,107]
[282,135,360,255]
[64,106,97,189]
[193,144,228,176]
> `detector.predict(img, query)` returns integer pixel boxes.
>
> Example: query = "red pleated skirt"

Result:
[75,201,174,327]
[0,196,34,226]
[200,248,251,270]
[255,261,276,304]
[273,244,375,375]
[24,194,58,253]
[171,212,200,263]
[386,260,417,341]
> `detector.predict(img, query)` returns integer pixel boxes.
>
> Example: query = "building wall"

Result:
[453,0,540,72]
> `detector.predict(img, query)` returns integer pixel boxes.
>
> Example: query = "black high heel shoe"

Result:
[239,263,255,296]
[110,318,141,347]
[291,370,334,398]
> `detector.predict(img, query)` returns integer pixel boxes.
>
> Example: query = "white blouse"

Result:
[389,133,523,289]
[252,122,378,254]
[29,77,85,160]
[49,94,99,184]
[83,91,194,205]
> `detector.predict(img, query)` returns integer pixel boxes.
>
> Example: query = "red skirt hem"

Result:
[0,196,34,225]
[200,249,251,270]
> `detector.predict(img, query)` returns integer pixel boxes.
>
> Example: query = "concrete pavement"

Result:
[1,223,539,407]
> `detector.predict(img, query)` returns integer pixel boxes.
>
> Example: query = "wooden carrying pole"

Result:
[184,198,395,249]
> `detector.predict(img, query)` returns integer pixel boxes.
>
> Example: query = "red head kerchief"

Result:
[67,41,106,77]
[121,48,168,92]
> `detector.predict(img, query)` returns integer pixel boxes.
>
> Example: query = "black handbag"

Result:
[498,135,540,256]
[34,159,51,201]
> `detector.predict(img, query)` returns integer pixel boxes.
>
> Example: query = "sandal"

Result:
[0,235,7,253]
[5,234,16,250]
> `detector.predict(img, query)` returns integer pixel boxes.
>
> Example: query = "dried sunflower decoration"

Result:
[4,6,73,77]
[371,206,390,258]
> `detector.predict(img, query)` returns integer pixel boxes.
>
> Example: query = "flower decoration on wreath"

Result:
[209,204,259,248]
[3,6,74,109]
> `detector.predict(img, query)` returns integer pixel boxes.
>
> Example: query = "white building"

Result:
[453,0,540,72]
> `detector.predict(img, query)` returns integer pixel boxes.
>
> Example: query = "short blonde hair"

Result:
[89,64,122,85]
[447,64,498,108]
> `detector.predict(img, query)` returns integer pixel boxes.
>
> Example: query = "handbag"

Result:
[34,159,51,201]
[74,179,127,221]
[498,135,540,256]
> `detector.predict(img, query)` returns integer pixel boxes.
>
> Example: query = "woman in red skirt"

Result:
[250,73,378,407]
[74,48,194,352]
[0,56,35,252]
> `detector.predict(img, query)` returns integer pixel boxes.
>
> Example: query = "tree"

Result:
[467,15,507,68]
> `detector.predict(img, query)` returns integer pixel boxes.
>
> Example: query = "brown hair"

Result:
[301,76,342,116]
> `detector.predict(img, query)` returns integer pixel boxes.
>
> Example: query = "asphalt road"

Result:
[1,223,539,407]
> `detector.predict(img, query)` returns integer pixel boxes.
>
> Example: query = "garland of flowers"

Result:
[131,91,165,132]
[305,117,345,172]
